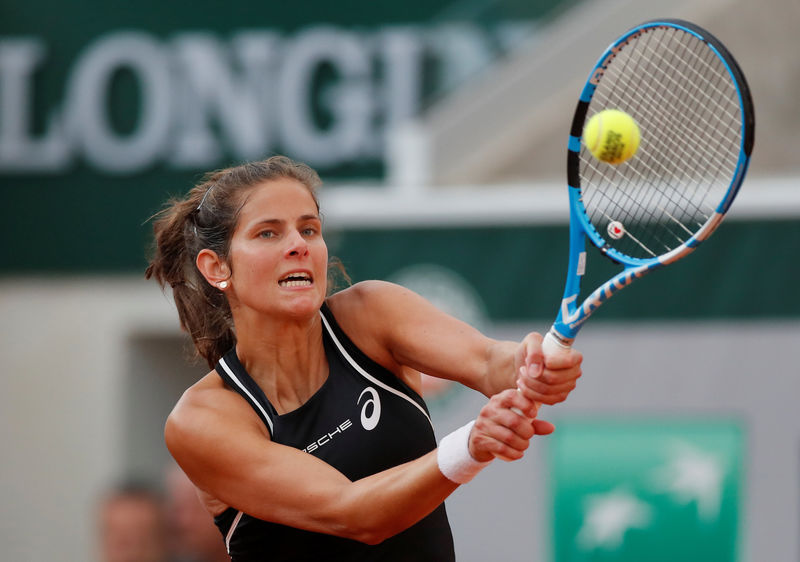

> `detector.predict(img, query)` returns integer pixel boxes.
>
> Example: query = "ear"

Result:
[196,249,231,288]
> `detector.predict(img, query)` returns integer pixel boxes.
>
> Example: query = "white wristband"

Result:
[437,420,493,484]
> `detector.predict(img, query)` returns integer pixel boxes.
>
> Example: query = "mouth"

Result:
[278,271,313,288]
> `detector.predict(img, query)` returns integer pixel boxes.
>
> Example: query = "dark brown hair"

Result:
[146,155,345,368]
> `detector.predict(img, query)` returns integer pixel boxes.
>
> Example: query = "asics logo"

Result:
[358,387,381,431]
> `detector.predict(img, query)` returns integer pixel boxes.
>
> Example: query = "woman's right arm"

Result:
[166,376,545,545]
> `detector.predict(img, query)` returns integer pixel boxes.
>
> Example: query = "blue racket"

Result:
[542,19,755,356]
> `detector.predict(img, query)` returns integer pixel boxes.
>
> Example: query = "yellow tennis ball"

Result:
[583,109,640,164]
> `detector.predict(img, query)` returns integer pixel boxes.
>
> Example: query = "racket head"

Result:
[552,19,755,342]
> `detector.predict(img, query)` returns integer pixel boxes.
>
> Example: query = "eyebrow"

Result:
[250,214,321,227]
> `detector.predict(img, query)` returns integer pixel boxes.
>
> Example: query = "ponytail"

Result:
[145,185,235,367]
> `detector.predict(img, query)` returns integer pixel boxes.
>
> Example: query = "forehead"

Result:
[239,177,319,219]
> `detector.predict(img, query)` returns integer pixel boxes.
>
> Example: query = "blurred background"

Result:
[1,0,798,560]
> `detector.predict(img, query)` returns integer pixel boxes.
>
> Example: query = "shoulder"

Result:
[328,279,403,301]
[327,280,422,319]
[165,372,269,459]
[323,281,417,377]
[326,280,427,341]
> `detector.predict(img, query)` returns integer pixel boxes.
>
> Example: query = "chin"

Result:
[279,292,325,317]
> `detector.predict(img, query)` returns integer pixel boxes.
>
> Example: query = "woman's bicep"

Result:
[165,395,355,538]
[333,281,502,394]
[165,394,455,545]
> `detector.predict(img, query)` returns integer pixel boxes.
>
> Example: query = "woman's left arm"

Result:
[327,281,582,404]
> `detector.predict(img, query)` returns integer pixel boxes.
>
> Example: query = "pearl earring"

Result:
[218,281,229,290]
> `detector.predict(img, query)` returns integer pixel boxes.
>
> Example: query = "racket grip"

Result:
[513,330,571,419]
[542,329,572,358]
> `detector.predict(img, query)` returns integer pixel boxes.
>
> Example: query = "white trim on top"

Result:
[225,510,244,554]
[319,311,434,430]
[218,356,274,434]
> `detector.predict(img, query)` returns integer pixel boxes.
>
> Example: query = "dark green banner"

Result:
[329,219,800,321]
[3,0,798,323]
[549,418,744,562]
[1,0,567,272]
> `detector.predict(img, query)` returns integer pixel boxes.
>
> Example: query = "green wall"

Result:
[3,0,796,321]
[329,219,800,321]
[1,0,566,274]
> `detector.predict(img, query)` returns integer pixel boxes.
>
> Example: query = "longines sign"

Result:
[0,25,512,174]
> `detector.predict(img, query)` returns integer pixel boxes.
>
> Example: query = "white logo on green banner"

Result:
[549,418,743,561]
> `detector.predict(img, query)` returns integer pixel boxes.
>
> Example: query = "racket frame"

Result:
[549,18,754,347]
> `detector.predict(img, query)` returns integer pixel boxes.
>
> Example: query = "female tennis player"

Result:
[146,155,583,561]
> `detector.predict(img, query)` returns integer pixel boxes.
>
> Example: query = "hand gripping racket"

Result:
[542,19,755,357]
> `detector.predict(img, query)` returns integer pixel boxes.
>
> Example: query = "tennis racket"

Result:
[541,18,755,357]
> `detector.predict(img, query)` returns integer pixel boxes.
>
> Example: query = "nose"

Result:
[285,229,309,258]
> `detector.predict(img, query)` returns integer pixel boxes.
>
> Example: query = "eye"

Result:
[301,227,317,236]
[258,230,277,239]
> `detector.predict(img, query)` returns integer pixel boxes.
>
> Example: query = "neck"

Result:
[233,309,328,415]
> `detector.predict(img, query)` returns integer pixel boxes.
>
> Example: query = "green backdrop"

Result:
[3,0,798,322]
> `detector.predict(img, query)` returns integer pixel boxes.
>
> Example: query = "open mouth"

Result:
[278,272,313,288]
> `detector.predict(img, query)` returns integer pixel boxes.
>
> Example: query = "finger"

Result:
[532,419,555,435]
[505,385,540,420]
[517,378,578,404]
[536,364,583,385]
[486,401,537,435]
[481,430,530,462]
[493,447,525,463]
[521,333,544,371]
[514,365,542,419]
[492,420,553,461]
[484,417,555,459]
[543,349,583,370]
[518,365,581,393]
[517,362,579,391]
[472,418,532,462]
[475,417,554,462]
[481,418,533,449]
[482,391,539,435]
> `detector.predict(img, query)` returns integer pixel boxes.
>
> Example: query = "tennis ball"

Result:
[583,109,640,164]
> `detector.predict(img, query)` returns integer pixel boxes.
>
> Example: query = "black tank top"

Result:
[213,303,455,561]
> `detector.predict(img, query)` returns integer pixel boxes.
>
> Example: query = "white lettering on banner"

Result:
[0,24,524,174]
[278,27,373,166]
[0,39,69,171]
[378,27,423,158]
[65,32,172,173]
[169,32,277,167]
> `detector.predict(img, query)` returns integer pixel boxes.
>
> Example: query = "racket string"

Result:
[585,29,713,249]
[598,30,671,241]
[605,30,736,211]
[579,25,744,259]
[581,30,672,254]
[668,49,738,232]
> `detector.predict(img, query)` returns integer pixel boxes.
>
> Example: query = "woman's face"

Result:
[226,177,328,320]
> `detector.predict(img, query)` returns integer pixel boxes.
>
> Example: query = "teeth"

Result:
[279,275,312,287]
[280,280,312,287]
